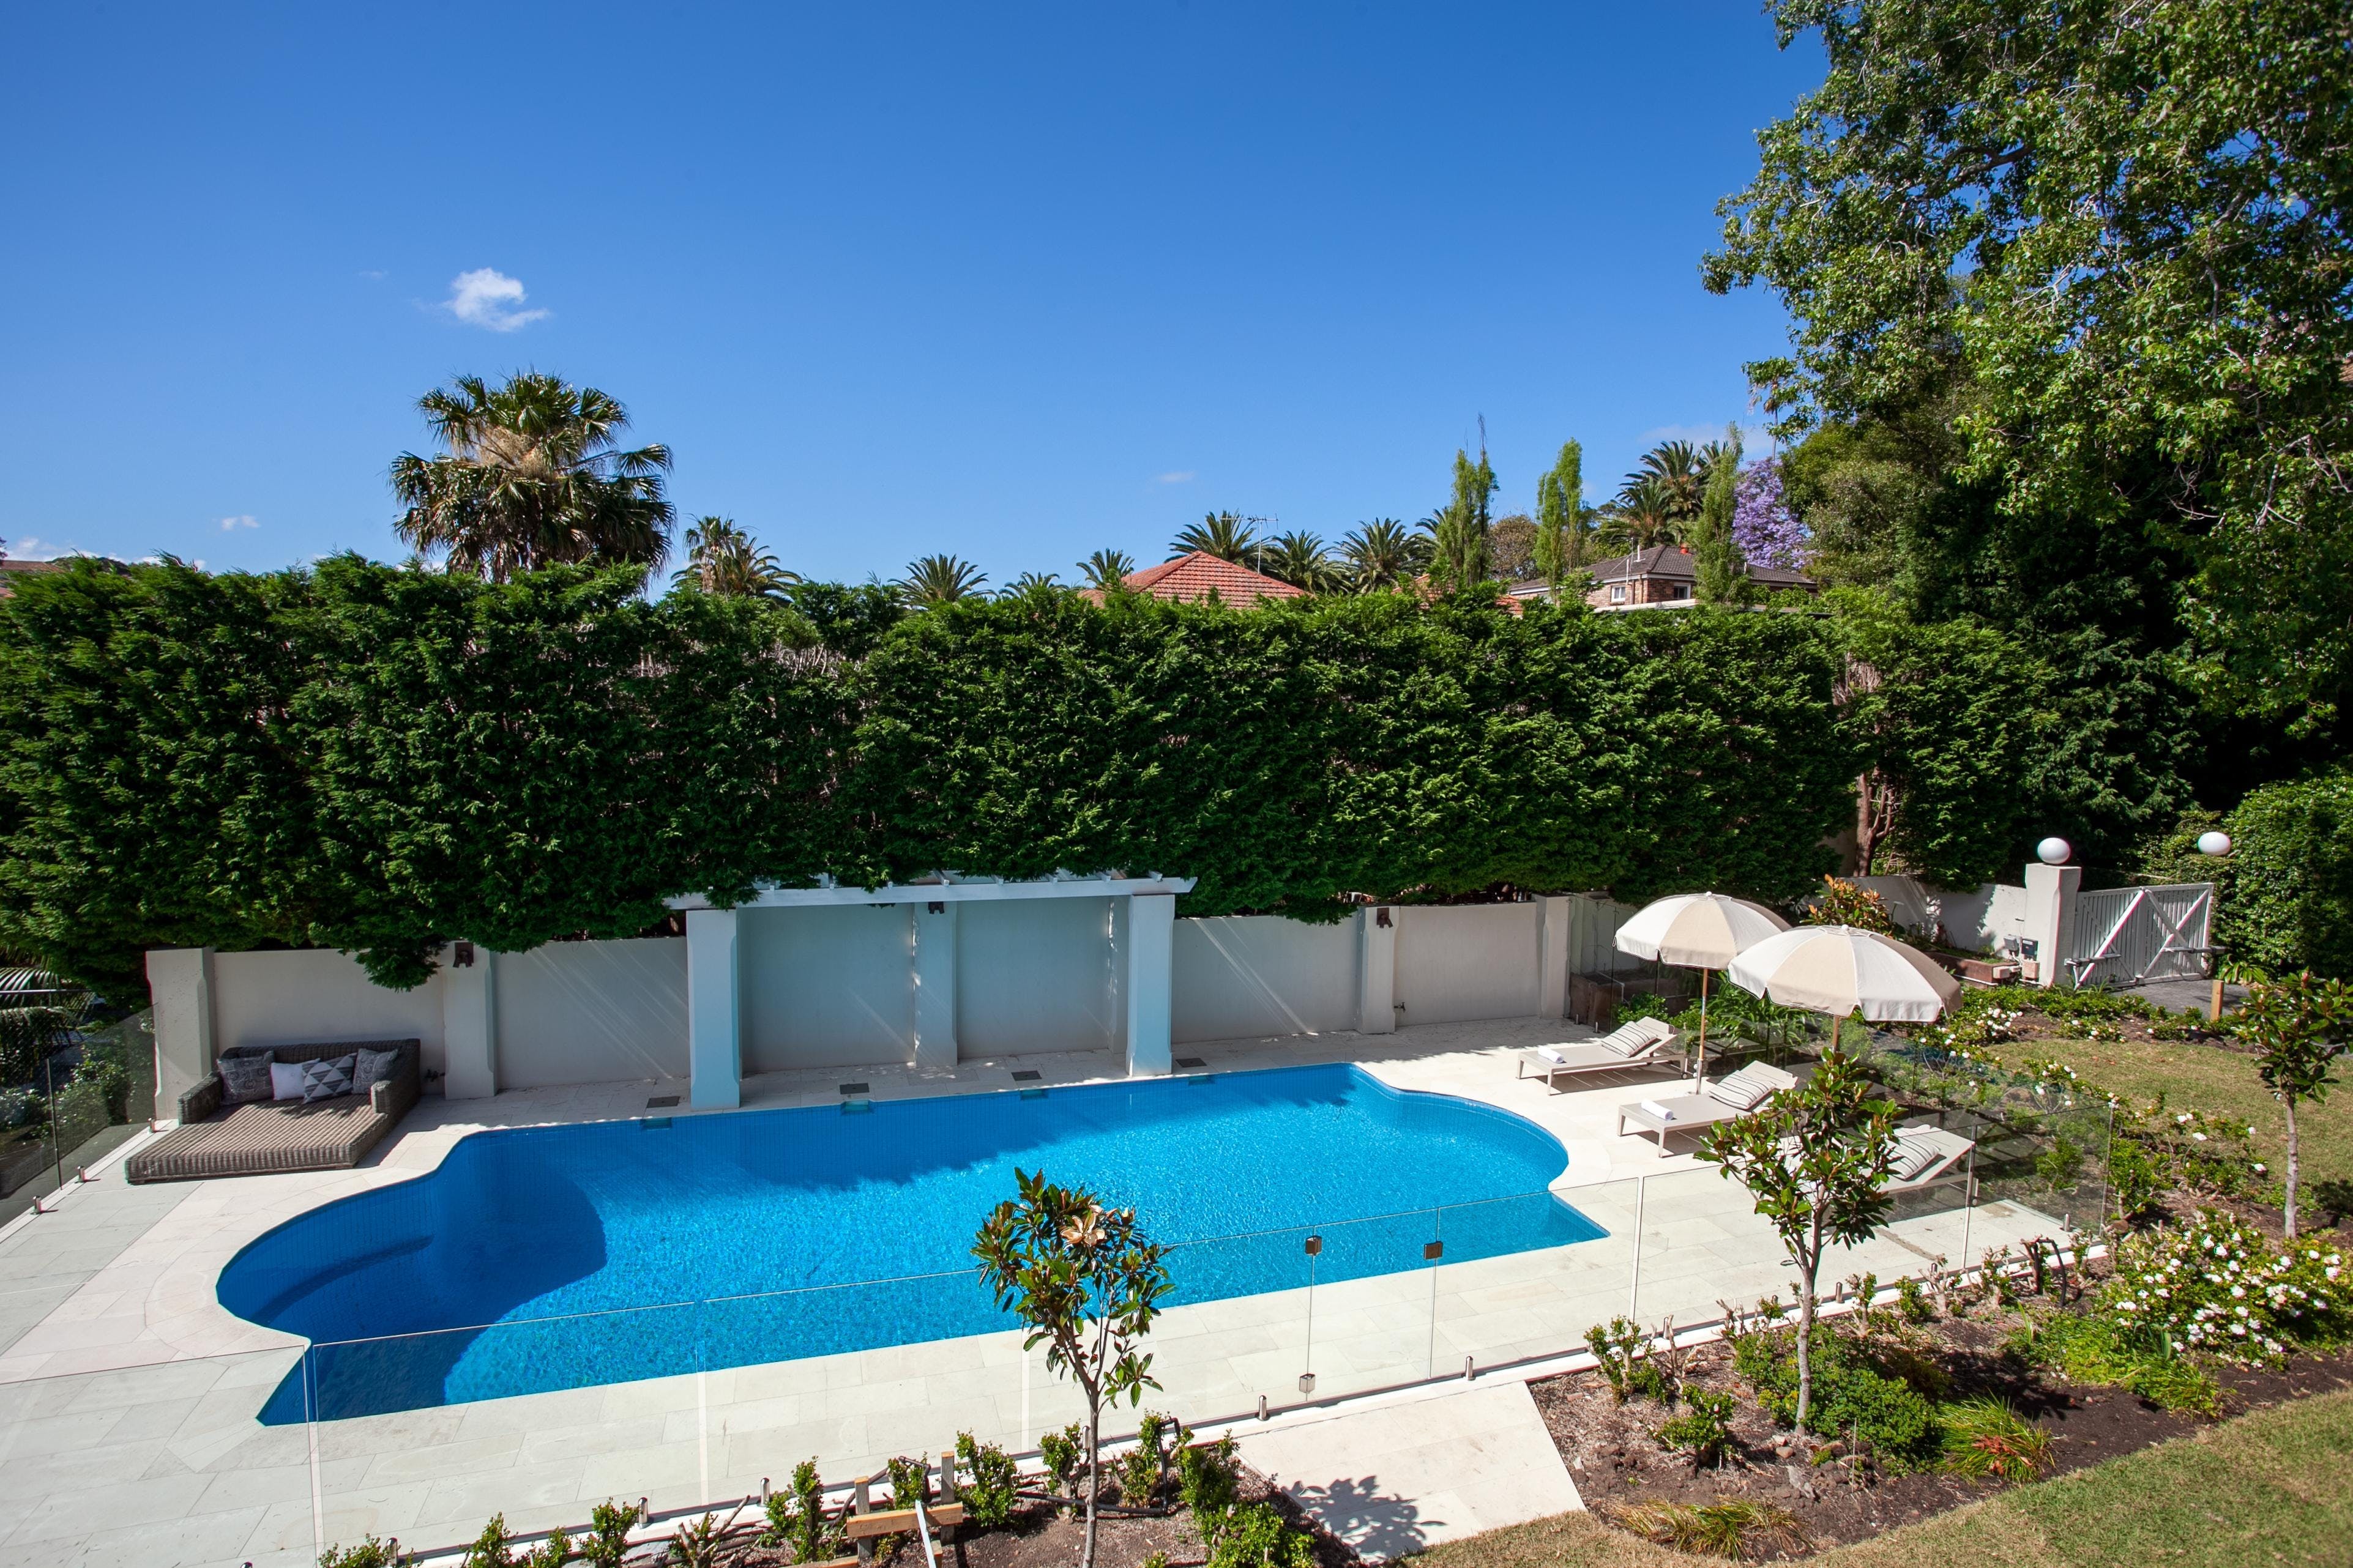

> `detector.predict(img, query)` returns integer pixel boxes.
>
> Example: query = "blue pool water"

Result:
[220,1064,1605,1421]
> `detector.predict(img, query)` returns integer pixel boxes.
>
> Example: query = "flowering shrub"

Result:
[2108,1102,2268,1221]
[1731,457,1808,569]
[2101,1211,2348,1362]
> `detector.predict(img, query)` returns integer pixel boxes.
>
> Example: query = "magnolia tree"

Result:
[2236,970,2351,1237]
[973,1170,1171,1568]
[1701,1047,1898,1425]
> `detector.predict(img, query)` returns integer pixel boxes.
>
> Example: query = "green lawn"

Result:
[1400,1389,2353,1568]
[2018,1030,2353,1192]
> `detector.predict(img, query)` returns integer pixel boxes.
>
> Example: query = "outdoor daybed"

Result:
[1614,1060,1799,1155]
[1515,1017,1681,1090]
[125,1038,421,1184]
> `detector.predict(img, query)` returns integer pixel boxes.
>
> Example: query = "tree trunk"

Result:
[2284,1096,2300,1239]
[1794,1216,1822,1430]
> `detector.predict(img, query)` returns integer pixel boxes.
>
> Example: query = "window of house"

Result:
[1673,582,1691,599]
[1609,584,1627,603]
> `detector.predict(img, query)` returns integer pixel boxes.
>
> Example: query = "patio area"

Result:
[0,1015,2068,1568]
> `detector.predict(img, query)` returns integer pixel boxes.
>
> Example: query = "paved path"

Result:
[1236,1380,1583,1562]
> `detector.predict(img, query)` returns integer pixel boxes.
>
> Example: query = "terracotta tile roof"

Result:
[0,558,64,598]
[1108,549,1307,604]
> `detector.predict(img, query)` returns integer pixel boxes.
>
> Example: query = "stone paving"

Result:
[0,1017,2064,1567]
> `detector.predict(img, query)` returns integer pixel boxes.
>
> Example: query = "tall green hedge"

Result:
[0,557,1879,994]
[2223,770,2353,978]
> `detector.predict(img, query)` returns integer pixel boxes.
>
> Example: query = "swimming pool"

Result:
[220,1064,1606,1421]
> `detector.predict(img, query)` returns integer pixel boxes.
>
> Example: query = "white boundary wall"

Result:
[146,895,1635,1113]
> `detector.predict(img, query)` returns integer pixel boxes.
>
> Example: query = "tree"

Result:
[1170,512,1263,566]
[1080,550,1136,592]
[1485,515,1538,584]
[1598,479,1681,556]
[1261,531,1341,593]
[670,518,799,601]
[1691,426,1747,604]
[900,554,988,606]
[390,373,674,582]
[2234,970,2351,1237]
[1732,457,1808,571]
[1624,440,1710,521]
[1429,443,1497,593]
[1533,440,1588,587]
[973,1170,1171,1568]
[1337,519,1428,592]
[1000,571,1069,600]
[1701,1047,1898,1427]
[1706,0,2353,730]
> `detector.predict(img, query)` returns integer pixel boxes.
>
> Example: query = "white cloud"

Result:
[442,268,550,332]
[357,269,387,281]
[1152,470,1196,485]
[1636,423,1773,453]
[220,515,259,532]
[7,536,45,559]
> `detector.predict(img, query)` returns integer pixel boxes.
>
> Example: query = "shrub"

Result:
[1584,1316,1672,1404]
[2006,1307,2222,1415]
[2224,769,2353,978]
[1120,1411,1173,1505]
[1655,1388,1738,1468]
[954,1432,1020,1528]
[2100,1210,2349,1362]
[1611,1498,1809,1559]
[667,1514,725,1568]
[758,1459,841,1560]
[1175,1432,1240,1520]
[1202,1501,1314,1568]
[1805,876,1900,935]
[1731,1326,1942,1470]
[1039,1422,1086,1508]
[1939,1398,2055,1482]
[318,1538,398,1568]
[581,1499,644,1568]
[1895,1277,1933,1324]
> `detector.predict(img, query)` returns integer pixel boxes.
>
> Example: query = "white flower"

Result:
[2254,1164,2267,1173]
[2177,1112,2192,1124]
[2192,1132,2207,1142]
[2231,1285,2245,1298]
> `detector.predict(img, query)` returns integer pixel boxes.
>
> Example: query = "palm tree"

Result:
[1621,440,1708,520]
[1261,530,1341,593]
[900,554,988,606]
[1599,477,1683,554]
[670,517,800,601]
[1079,549,1136,592]
[390,373,674,582]
[999,571,1068,600]
[1169,511,1262,565]
[1338,518,1428,592]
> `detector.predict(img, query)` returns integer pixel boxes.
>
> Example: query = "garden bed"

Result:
[1528,1284,2353,1561]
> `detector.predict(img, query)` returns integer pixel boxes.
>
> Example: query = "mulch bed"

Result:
[1529,1308,2353,1561]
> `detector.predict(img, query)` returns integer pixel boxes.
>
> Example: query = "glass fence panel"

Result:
[0,1349,317,1568]
[1272,1203,1446,1406]
[1130,1223,1317,1437]
[1428,1182,1632,1377]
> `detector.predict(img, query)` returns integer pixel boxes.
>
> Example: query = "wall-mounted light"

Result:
[1376,907,1392,929]
[453,940,476,968]
[927,901,946,915]
[2035,837,2072,866]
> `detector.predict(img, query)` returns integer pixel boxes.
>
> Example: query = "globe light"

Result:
[2036,836,2072,866]
[2196,830,2232,857]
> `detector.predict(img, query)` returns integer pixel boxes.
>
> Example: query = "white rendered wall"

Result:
[1392,903,1545,1026]
[495,937,690,1088]
[740,905,915,1072]
[957,897,1119,1058]
[209,947,449,1080]
[1172,915,1361,1043]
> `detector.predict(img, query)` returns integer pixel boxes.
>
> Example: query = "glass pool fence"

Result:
[0,1132,2101,1568]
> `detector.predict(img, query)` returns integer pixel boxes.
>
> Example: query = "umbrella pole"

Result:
[1694,967,1710,1084]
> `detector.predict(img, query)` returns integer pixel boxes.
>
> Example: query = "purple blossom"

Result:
[1732,456,1808,570]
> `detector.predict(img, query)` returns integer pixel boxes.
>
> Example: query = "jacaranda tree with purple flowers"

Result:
[1732,457,1808,571]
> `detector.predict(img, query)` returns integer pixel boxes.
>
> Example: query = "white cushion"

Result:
[1638,1099,1677,1123]
[1890,1135,1942,1181]
[269,1061,308,1102]
[1704,1071,1773,1112]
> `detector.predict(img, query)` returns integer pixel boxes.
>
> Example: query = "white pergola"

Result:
[666,872,1196,1107]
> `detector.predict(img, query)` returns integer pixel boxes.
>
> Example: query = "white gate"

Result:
[2066,883,2215,987]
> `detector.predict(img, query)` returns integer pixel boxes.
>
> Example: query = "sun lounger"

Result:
[1614,1061,1799,1154]
[1885,1123,1975,1192]
[1515,1017,1679,1090]
[126,1039,420,1184]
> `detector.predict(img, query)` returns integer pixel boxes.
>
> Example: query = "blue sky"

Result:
[1,4,1823,586]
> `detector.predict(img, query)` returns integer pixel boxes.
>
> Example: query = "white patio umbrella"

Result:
[1725,924,1961,1050]
[1614,892,1792,1082]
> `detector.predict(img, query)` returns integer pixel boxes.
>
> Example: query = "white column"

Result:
[912,902,958,1071]
[1357,906,1398,1035]
[2023,862,2082,989]
[145,946,216,1124]
[1123,893,1174,1077]
[441,945,498,1100]
[686,908,742,1107]
[1538,896,1572,1018]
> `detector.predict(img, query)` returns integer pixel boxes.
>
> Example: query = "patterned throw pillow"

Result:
[217,1054,275,1106]
[300,1054,357,1104]
[1703,1071,1772,1112]
[352,1047,401,1093]
[1890,1136,1942,1181]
